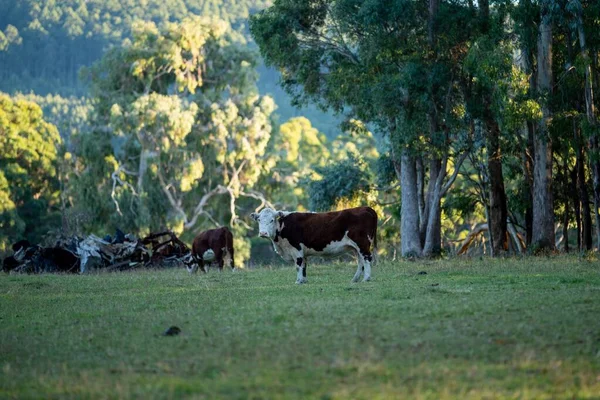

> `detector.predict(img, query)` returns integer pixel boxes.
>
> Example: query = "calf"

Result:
[185,227,235,273]
[251,207,377,284]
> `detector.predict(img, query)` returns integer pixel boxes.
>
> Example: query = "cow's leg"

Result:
[187,255,199,274]
[195,246,209,273]
[228,246,235,270]
[215,248,224,272]
[360,252,372,282]
[352,253,363,283]
[198,258,206,273]
[295,256,307,284]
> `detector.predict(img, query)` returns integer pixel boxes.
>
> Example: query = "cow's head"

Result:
[182,252,197,273]
[250,208,285,239]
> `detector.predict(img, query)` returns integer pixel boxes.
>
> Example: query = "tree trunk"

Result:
[517,7,536,248]
[572,0,600,249]
[478,0,508,256]
[416,156,426,238]
[428,0,439,46]
[421,0,444,257]
[532,1,555,250]
[575,126,593,250]
[400,151,423,257]
[422,154,448,257]
[422,190,443,257]
[421,157,441,248]
[571,164,582,250]
[563,157,570,253]
[485,115,508,255]
[137,148,151,196]
[524,121,535,246]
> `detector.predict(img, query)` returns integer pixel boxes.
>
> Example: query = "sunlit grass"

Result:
[1,256,599,399]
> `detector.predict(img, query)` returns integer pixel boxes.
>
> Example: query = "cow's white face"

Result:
[250,208,283,239]
[182,252,196,270]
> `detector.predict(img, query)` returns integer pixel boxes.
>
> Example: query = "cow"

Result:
[250,207,377,284]
[184,227,235,273]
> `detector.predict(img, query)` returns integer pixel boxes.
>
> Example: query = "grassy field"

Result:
[1,256,600,399]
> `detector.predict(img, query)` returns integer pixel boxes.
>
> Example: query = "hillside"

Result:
[0,0,340,136]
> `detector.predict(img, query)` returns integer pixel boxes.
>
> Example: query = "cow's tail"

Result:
[371,209,379,266]
[372,227,378,266]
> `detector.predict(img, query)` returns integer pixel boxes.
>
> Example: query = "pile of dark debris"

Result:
[2,230,190,274]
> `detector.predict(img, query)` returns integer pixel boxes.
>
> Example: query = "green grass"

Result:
[1,256,600,399]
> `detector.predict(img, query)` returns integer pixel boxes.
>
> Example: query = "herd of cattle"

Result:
[186,206,377,284]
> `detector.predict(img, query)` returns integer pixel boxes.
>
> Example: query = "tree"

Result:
[77,16,277,265]
[532,0,555,250]
[467,0,509,256]
[0,94,61,251]
[567,0,600,250]
[251,0,470,258]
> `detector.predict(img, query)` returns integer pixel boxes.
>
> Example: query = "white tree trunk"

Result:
[401,151,423,257]
[532,1,555,249]
[137,148,151,196]
[422,156,446,256]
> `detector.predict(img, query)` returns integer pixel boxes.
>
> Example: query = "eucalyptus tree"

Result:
[78,16,276,263]
[463,0,510,255]
[531,0,555,250]
[566,0,600,250]
[251,0,472,257]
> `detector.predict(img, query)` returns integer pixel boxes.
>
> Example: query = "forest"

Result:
[1,0,600,263]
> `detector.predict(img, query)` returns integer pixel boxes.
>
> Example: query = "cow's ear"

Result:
[250,212,258,221]
[277,211,285,219]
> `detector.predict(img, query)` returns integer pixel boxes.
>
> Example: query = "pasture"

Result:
[1,257,599,399]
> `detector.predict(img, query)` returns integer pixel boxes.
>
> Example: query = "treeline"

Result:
[251,0,600,257]
[3,0,600,261]
[0,0,270,92]
[0,0,338,136]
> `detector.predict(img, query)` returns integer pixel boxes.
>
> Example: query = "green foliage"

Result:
[0,93,61,251]
[261,116,330,210]
[374,154,397,188]
[306,155,371,212]
[15,93,93,146]
[0,171,24,252]
[0,24,21,51]
[0,0,338,138]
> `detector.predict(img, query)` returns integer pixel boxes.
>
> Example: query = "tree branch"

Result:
[157,168,189,224]
[441,151,468,198]
[185,185,230,229]
[239,190,274,211]
[111,165,139,216]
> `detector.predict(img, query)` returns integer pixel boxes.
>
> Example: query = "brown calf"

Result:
[185,227,235,273]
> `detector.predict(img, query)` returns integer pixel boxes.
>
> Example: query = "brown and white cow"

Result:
[250,207,377,284]
[184,227,235,273]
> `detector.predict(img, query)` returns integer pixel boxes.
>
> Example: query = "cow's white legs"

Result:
[187,255,199,274]
[352,256,363,283]
[187,264,198,274]
[353,253,371,282]
[295,256,307,284]
[362,255,372,282]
